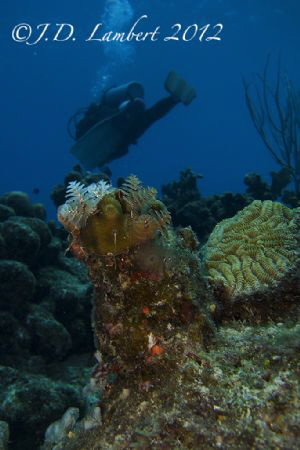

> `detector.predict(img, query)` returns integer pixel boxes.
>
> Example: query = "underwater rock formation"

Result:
[56,175,216,448]
[44,319,300,450]
[244,168,295,205]
[244,172,274,200]
[0,366,81,447]
[162,168,300,244]
[0,191,94,449]
[2,174,300,449]
[0,191,46,219]
[44,407,80,448]
[0,420,9,450]
[54,165,298,244]
[42,178,300,449]
[162,168,251,242]
[203,200,300,321]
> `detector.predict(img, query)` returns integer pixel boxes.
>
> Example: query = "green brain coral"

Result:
[203,200,299,300]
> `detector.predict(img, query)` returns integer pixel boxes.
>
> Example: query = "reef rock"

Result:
[55,175,217,449]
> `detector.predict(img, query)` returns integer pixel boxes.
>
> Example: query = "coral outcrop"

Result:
[44,320,300,450]
[161,167,300,244]
[56,175,214,448]
[2,173,300,449]
[162,168,251,242]
[0,191,94,449]
[203,200,300,320]
[0,420,9,450]
[58,175,171,255]
[54,165,298,245]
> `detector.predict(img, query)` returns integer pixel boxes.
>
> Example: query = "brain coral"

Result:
[203,200,299,300]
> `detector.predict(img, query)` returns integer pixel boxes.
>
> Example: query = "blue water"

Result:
[2,0,300,219]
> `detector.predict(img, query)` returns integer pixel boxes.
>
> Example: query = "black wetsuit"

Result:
[76,95,178,146]
[109,95,179,160]
[130,96,179,140]
[75,103,116,140]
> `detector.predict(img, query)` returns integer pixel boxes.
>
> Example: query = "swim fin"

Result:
[165,71,196,105]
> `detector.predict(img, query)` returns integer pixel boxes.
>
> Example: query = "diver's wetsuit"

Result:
[110,95,179,161]
[129,96,179,140]
[75,95,178,166]
[75,103,116,140]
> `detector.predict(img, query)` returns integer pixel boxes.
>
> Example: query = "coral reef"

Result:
[0,191,94,449]
[59,175,171,256]
[162,168,300,244]
[244,168,296,206]
[203,200,300,320]
[58,174,211,360]
[52,162,300,246]
[43,312,300,450]
[2,172,300,449]
[55,175,216,446]
[0,420,9,450]
[54,165,298,245]
[162,168,251,242]
[45,176,300,450]
[244,59,300,201]
[0,191,46,220]
[44,407,80,447]
[244,172,274,200]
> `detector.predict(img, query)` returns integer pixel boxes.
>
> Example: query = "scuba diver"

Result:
[68,71,196,169]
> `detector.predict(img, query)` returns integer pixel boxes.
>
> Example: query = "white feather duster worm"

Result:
[58,180,113,230]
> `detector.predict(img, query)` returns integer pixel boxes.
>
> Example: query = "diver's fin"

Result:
[165,71,196,105]
[70,112,124,169]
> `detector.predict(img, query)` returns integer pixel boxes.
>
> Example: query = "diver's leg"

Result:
[125,96,179,141]
[143,96,179,127]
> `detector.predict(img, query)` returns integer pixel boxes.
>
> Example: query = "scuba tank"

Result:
[102,82,144,107]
